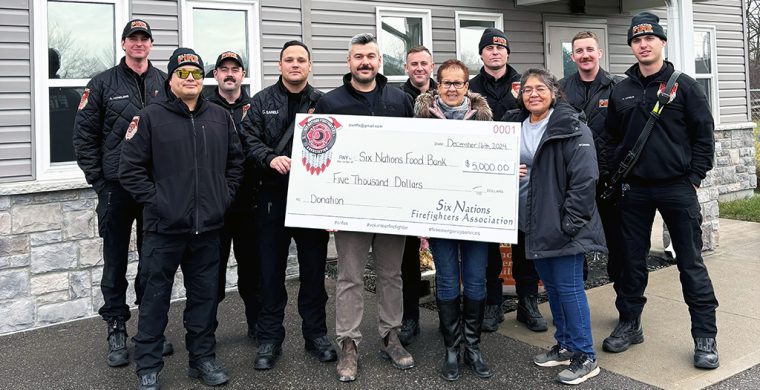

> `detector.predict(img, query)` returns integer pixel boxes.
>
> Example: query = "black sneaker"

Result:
[162,340,173,356]
[398,318,420,346]
[253,343,282,370]
[482,305,503,333]
[516,294,548,332]
[305,335,338,362]
[106,318,128,367]
[534,344,572,367]
[557,352,600,385]
[137,371,160,390]
[602,318,643,353]
[694,337,719,369]
[188,359,230,386]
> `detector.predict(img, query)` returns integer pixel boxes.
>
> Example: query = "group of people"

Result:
[72,11,720,390]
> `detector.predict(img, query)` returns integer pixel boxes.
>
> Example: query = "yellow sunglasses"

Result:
[175,69,204,80]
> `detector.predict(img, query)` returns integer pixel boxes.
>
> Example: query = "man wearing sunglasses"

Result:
[120,48,244,389]
[73,18,172,368]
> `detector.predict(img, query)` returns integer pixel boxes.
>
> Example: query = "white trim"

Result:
[454,11,503,78]
[694,25,719,125]
[666,0,696,76]
[179,0,262,94]
[375,6,433,83]
[32,0,127,182]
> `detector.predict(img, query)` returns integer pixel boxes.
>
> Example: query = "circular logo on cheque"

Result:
[300,116,340,175]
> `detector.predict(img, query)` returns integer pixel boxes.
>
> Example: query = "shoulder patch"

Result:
[78,88,90,110]
[511,82,521,98]
[598,99,609,108]
[241,103,251,121]
[658,82,679,103]
[125,116,140,140]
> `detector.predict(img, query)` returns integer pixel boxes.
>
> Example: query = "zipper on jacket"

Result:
[191,113,200,234]
[133,76,145,107]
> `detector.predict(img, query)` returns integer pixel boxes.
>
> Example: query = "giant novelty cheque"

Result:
[285,114,522,243]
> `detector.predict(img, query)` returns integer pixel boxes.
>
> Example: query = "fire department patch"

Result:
[241,103,251,121]
[300,116,339,175]
[125,116,140,140]
[657,81,679,104]
[78,88,90,110]
[598,99,609,108]
[511,82,521,98]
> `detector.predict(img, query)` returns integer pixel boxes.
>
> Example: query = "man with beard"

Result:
[204,51,261,339]
[560,31,624,284]
[396,45,436,346]
[73,19,173,367]
[120,47,243,389]
[239,40,335,370]
[468,28,546,334]
[314,33,414,382]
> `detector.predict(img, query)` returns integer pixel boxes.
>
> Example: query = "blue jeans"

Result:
[533,253,595,359]
[430,239,488,301]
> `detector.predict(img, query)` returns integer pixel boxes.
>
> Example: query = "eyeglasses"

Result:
[175,69,204,80]
[441,81,466,90]
[522,86,550,95]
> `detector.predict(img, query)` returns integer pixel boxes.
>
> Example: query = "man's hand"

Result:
[270,156,291,174]
[519,164,528,178]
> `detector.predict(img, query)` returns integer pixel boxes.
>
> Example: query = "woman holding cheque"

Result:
[414,59,494,381]
[503,68,606,385]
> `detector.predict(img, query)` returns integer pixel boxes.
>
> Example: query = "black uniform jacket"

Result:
[73,58,167,192]
[600,61,715,187]
[239,78,324,189]
[468,65,521,121]
[119,92,244,235]
[314,73,414,117]
[560,68,624,146]
[504,102,607,260]
[400,78,437,107]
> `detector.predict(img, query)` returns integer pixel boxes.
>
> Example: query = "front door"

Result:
[545,23,607,79]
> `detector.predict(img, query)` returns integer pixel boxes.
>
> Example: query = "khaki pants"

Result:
[334,231,405,347]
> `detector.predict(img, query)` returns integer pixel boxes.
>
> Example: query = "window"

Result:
[32,0,127,180]
[181,0,261,94]
[694,26,719,122]
[375,7,432,82]
[455,12,503,76]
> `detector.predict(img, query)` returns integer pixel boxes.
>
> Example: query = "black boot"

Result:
[437,297,462,381]
[462,297,493,379]
[516,294,548,332]
[602,317,644,353]
[106,317,128,367]
[694,337,719,369]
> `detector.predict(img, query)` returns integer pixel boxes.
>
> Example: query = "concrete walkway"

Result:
[501,218,760,389]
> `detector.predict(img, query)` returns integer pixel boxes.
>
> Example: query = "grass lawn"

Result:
[720,192,760,222]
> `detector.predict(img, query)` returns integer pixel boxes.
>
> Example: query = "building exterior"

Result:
[0,0,755,334]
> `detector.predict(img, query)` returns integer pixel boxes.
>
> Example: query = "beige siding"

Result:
[0,0,32,182]
[132,0,180,72]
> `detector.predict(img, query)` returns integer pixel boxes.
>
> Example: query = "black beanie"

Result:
[627,12,667,46]
[167,47,204,76]
[478,28,510,54]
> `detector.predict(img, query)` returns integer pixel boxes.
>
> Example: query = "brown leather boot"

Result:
[380,330,415,370]
[336,339,358,382]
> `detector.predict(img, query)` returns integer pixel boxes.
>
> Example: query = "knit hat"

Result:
[167,47,204,76]
[215,51,245,70]
[122,19,153,41]
[627,12,667,46]
[478,28,510,54]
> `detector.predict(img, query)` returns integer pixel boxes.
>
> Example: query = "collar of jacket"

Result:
[206,86,249,109]
[507,101,582,139]
[414,90,492,121]
[625,60,674,85]
[118,56,154,78]
[477,64,519,85]
[403,78,438,96]
[341,72,388,97]
[162,90,208,116]
[572,67,614,88]
[275,76,318,103]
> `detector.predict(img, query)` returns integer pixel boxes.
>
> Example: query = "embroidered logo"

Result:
[177,53,199,64]
[632,23,654,36]
[78,88,90,110]
[131,20,148,30]
[492,36,508,46]
[219,51,238,61]
[300,116,340,175]
[241,103,251,121]
[125,116,140,140]
[511,82,521,98]
[598,99,609,108]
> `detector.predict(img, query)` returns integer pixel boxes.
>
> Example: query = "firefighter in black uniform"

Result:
[72,19,173,367]
[468,28,546,333]
[120,48,244,389]
[599,12,719,369]
[239,40,335,370]
[204,51,261,338]
[559,31,625,283]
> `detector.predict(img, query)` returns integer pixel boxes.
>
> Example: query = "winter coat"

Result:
[73,58,167,192]
[314,73,413,118]
[468,65,521,122]
[413,90,493,122]
[119,93,244,234]
[503,101,607,259]
[560,68,624,148]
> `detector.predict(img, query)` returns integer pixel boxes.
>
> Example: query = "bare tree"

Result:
[48,22,113,79]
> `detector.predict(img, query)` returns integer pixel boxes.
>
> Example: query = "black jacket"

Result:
[560,68,623,146]
[504,102,606,259]
[240,78,324,188]
[73,58,167,192]
[468,65,521,122]
[314,73,414,117]
[205,87,258,211]
[600,61,714,187]
[400,78,437,107]
[119,93,244,234]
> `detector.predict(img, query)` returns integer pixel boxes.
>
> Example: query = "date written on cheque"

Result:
[462,160,515,175]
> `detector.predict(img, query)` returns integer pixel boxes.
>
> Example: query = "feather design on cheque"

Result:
[299,116,339,175]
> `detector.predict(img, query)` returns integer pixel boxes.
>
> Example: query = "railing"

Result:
[751,89,760,121]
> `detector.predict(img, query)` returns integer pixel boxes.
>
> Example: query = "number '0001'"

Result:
[493,124,515,134]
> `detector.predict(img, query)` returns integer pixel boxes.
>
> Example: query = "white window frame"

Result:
[454,11,503,78]
[694,25,719,124]
[32,0,128,182]
[375,7,433,83]
[180,0,262,94]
